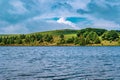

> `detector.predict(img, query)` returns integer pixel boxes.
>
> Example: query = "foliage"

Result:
[79,36,86,45]
[74,37,80,45]
[60,34,64,39]
[86,31,101,44]
[59,34,65,44]
[44,34,53,42]
[74,35,86,46]
[77,28,107,37]
[66,37,74,43]
[102,30,119,41]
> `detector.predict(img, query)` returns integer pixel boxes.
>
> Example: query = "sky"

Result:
[0,0,120,34]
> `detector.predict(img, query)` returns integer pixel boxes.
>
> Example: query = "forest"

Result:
[0,28,120,46]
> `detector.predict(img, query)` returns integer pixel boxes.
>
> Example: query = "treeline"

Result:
[73,28,119,45]
[0,34,54,45]
[57,29,102,45]
[0,28,120,46]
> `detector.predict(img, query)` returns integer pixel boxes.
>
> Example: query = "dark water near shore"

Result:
[0,47,120,80]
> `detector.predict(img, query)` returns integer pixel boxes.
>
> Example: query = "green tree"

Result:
[77,30,85,37]
[6,36,15,44]
[74,37,80,45]
[0,37,2,43]
[35,34,43,42]
[44,34,53,42]
[16,39,22,44]
[83,31,89,37]
[102,30,119,41]
[79,35,86,45]
[2,37,7,44]
[30,35,36,42]
[24,35,30,44]
[19,34,26,39]
[77,28,107,37]
[60,34,64,39]
[86,31,101,44]
[74,36,86,46]
[66,37,74,43]
[59,34,65,44]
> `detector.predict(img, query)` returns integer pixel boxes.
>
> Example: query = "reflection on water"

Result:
[0,46,120,80]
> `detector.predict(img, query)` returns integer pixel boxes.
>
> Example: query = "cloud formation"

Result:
[9,0,28,14]
[57,17,79,29]
[0,0,120,33]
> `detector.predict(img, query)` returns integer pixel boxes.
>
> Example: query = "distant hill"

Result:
[29,28,107,36]
[30,29,79,35]
[0,28,107,36]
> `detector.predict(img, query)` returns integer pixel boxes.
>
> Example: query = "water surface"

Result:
[0,46,120,80]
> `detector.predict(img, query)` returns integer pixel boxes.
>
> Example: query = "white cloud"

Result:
[1,25,29,34]
[9,0,28,14]
[82,16,120,30]
[57,17,79,29]
[92,19,120,29]
[69,0,91,9]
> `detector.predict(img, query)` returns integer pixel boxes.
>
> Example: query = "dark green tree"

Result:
[0,37,2,43]
[35,34,43,42]
[24,35,30,44]
[59,34,65,44]
[77,30,85,37]
[86,31,101,44]
[66,37,75,43]
[19,34,26,39]
[77,28,107,37]
[16,39,22,44]
[102,30,119,41]
[44,34,53,42]
[60,34,64,39]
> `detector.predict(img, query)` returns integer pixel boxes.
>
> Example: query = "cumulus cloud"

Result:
[57,17,79,29]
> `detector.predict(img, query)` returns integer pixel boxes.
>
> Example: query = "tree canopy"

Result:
[102,30,119,41]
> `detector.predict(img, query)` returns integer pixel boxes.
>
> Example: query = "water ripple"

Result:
[0,46,120,80]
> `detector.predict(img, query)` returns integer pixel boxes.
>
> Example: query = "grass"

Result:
[30,29,79,35]
[101,40,119,46]
[64,34,77,39]
[28,29,78,42]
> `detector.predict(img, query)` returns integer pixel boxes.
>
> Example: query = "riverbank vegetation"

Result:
[0,28,120,46]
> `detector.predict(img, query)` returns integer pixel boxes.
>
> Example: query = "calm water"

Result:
[0,47,120,80]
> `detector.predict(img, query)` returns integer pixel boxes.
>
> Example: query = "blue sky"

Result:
[0,0,120,34]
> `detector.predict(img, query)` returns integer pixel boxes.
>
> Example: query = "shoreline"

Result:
[0,44,120,47]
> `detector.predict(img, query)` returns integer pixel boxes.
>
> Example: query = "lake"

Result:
[0,47,120,80]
